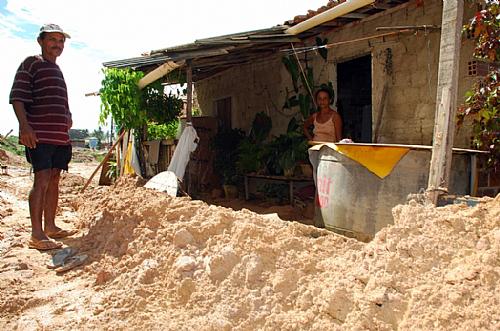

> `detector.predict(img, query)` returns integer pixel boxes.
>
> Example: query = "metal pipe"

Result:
[285,0,375,35]
[137,60,184,89]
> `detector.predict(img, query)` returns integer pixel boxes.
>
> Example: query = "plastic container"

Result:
[312,144,473,241]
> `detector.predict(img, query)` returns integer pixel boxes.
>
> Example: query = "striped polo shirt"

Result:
[9,55,71,145]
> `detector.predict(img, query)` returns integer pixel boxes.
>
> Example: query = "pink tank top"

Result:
[313,112,337,142]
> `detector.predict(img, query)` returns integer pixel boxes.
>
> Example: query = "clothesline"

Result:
[280,27,436,55]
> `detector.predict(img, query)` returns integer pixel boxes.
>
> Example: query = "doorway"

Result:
[215,97,232,131]
[337,55,372,142]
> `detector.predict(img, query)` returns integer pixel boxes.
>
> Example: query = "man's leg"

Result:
[43,168,62,233]
[29,169,52,240]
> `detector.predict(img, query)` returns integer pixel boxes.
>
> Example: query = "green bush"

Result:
[0,136,24,156]
[147,120,179,140]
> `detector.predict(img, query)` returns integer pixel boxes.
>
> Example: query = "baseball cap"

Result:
[39,23,71,39]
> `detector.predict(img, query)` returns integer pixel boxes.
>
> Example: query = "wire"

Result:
[290,43,317,109]
[281,29,417,56]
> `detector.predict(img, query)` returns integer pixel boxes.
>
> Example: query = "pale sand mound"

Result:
[58,177,499,330]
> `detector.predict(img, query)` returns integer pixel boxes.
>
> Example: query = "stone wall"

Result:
[195,0,478,147]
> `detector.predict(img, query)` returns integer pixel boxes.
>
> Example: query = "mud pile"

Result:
[65,177,499,330]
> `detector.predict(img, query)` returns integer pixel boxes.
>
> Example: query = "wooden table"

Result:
[244,174,314,205]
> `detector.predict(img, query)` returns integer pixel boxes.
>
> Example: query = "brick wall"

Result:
[196,0,478,147]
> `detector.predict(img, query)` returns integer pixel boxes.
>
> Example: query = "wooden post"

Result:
[185,61,193,194]
[426,0,464,205]
[186,61,193,123]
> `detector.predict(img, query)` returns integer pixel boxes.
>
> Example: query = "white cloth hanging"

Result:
[167,125,199,181]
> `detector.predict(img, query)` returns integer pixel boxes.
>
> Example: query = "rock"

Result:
[174,256,197,272]
[206,246,239,282]
[244,254,264,284]
[173,228,194,248]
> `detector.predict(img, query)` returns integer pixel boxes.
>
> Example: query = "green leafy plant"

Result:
[147,120,179,140]
[142,81,183,124]
[236,112,272,175]
[99,68,183,132]
[99,68,146,130]
[282,55,334,120]
[106,160,118,181]
[459,1,500,169]
[459,71,499,168]
[463,1,500,62]
[265,128,308,176]
[282,55,300,93]
[0,136,24,156]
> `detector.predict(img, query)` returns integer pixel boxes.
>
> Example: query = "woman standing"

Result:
[303,88,343,143]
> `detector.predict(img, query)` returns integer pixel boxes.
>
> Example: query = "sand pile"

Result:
[71,147,101,163]
[63,177,499,330]
[59,172,86,194]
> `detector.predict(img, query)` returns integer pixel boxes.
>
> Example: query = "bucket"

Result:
[311,144,472,241]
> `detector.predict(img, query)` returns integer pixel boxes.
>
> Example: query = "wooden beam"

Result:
[186,61,193,123]
[341,12,369,19]
[427,0,464,205]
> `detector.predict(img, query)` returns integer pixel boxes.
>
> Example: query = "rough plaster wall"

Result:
[195,56,293,136]
[317,0,476,146]
[196,0,476,147]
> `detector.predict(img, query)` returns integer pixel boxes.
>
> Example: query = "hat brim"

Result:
[40,30,71,39]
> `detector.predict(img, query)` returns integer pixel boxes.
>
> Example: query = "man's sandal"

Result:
[28,238,63,251]
[45,229,78,239]
[55,254,88,274]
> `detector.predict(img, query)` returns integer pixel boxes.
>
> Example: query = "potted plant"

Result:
[236,112,272,175]
[265,118,308,176]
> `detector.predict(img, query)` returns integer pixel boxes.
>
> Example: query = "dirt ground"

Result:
[0,147,498,330]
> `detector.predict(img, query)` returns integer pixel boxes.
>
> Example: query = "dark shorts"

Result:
[25,144,72,172]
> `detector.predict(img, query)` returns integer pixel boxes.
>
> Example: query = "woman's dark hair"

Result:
[314,87,334,103]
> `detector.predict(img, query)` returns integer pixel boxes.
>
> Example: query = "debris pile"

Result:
[65,177,499,330]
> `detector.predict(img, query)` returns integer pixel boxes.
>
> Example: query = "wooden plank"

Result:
[427,0,464,205]
[373,82,389,143]
[81,130,126,193]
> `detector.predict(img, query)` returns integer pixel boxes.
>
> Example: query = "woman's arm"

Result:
[333,112,343,142]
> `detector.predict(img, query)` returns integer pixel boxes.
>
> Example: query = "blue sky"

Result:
[0,0,328,136]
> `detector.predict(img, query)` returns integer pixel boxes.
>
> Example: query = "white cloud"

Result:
[1,0,327,135]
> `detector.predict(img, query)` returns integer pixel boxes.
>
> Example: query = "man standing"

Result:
[10,24,76,250]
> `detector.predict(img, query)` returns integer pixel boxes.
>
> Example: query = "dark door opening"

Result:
[215,97,232,131]
[337,55,372,142]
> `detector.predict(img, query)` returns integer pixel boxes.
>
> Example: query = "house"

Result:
[103,0,497,197]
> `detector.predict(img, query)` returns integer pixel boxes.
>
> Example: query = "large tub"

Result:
[310,143,478,241]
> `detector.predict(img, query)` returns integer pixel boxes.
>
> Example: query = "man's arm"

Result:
[12,101,38,148]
